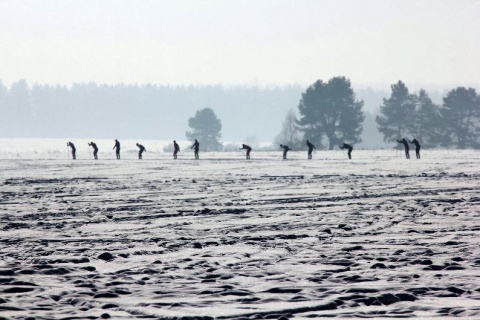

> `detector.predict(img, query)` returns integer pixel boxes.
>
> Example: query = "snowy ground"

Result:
[0,140,479,319]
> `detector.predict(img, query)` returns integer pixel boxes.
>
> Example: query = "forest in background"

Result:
[0,79,459,149]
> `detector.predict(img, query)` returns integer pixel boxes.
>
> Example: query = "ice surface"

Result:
[0,139,479,319]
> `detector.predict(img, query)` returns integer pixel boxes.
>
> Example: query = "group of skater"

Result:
[66,138,421,160]
[279,140,353,160]
[397,138,421,159]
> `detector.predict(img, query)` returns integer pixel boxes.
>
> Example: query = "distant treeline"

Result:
[0,79,478,149]
[275,78,480,150]
[376,81,480,149]
[0,80,303,141]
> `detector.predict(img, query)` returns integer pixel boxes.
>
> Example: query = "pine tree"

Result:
[376,81,416,143]
[442,87,480,149]
[412,89,442,147]
[186,108,223,151]
[297,77,364,150]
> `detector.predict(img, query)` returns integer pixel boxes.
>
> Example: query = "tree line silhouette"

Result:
[0,78,478,149]
[274,78,479,150]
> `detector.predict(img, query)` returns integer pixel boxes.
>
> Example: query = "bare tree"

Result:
[274,109,303,149]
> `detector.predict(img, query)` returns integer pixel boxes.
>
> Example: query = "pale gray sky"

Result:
[0,0,479,87]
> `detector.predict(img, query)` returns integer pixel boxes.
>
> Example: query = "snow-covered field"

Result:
[1,139,479,319]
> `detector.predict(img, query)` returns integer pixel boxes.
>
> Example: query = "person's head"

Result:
[136,143,140,147]
[174,140,176,143]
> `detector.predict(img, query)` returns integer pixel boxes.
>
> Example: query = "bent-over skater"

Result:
[410,139,421,159]
[136,143,146,159]
[113,139,121,159]
[306,140,316,159]
[280,144,291,159]
[340,143,353,159]
[240,144,252,159]
[191,139,199,159]
[397,138,410,159]
[67,142,76,160]
[88,142,98,160]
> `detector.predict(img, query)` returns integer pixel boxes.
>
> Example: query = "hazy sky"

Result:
[0,0,479,87]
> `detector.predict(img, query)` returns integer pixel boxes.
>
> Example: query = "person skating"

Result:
[67,142,76,160]
[397,138,410,159]
[339,143,353,159]
[136,143,146,159]
[88,142,98,160]
[306,140,316,159]
[173,140,180,159]
[113,139,121,159]
[280,144,291,160]
[410,138,421,159]
[191,139,199,159]
[240,144,252,159]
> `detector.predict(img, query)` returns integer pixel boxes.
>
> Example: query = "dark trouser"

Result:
[416,148,420,159]
[308,148,313,159]
[116,150,120,159]
[348,150,351,159]
[93,150,98,159]
[283,151,287,159]
[195,150,199,159]
[405,149,410,159]
[246,150,250,159]
[72,151,76,160]
[174,151,178,159]
[139,151,143,159]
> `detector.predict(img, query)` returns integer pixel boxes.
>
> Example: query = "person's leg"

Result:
[348,151,351,159]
